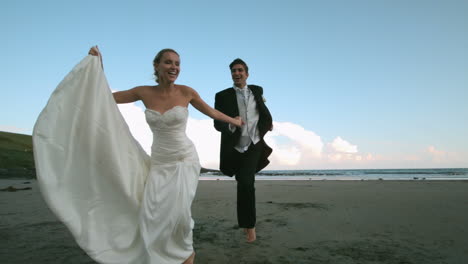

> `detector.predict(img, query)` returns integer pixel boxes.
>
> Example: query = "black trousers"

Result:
[234,142,262,229]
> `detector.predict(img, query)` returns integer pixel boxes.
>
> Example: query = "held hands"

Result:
[233,116,244,127]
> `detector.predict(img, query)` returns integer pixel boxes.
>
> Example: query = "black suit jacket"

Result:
[214,85,273,176]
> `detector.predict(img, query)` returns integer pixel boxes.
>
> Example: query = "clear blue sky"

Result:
[1,0,467,169]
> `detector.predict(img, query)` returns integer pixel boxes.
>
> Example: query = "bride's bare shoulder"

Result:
[134,85,156,91]
[176,85,196,95]
[178,85,195,93]
[130,85,157,94]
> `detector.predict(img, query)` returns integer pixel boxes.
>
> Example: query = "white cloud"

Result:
[118,103,153,154]
[267,122,323,155]
[186,118,220,169]
[329,136,358,153]
[426,145,459,164]
[264,121,323,168]
[427,145,445,157]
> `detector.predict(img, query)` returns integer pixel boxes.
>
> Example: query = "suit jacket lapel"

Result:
[228,87,239,116]
[249,85,264,112]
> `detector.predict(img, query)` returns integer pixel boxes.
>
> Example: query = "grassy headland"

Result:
[0,131,35,178]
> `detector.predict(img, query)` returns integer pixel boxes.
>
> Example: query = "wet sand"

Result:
[1,179,467,263]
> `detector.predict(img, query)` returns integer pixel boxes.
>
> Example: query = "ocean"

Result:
[200,168,468,180]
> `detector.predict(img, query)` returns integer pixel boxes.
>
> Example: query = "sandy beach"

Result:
[1,179,467,264]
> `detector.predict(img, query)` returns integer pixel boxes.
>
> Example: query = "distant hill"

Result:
[0,131,35,178]
[0,131,219,179]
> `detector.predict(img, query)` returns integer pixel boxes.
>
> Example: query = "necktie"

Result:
[243,88,249,104]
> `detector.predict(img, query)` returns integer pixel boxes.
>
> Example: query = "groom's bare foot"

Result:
[182,252,195,264]
[244,228,256,243]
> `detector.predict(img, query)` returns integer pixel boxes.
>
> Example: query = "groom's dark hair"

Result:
[229,58,249,74]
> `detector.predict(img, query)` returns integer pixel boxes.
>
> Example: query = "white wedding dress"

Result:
[33,56,200,264]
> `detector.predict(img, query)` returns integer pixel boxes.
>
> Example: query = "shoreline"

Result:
[200,176,468,181]
[3,177,468,182]
[2,168,467,182]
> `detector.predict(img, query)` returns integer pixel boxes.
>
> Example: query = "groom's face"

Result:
[231,64,249,88]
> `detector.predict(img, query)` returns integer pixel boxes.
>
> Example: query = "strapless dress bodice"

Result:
[145,106,198,166]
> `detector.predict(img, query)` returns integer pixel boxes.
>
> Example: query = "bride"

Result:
[33,46,242,264]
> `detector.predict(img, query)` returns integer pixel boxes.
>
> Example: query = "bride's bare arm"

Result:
[189,87,243,127]
[113,88,141,104]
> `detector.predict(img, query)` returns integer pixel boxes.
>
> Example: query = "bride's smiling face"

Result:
[155,51,180,83]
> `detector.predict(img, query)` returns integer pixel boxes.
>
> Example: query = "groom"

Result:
[214,58,273,242]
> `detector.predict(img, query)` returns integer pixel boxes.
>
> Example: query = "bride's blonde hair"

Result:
[153,48,179,83]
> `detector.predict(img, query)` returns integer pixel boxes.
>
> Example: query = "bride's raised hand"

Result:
[88,46,104,69]
[88,46,101,57]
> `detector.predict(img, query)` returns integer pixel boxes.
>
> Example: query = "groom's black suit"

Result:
[214,85,273,176]
[214,84,273,228]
